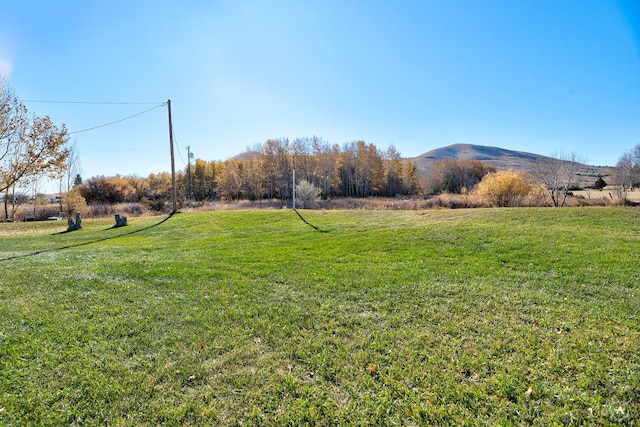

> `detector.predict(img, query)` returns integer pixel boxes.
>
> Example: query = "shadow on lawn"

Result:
[293,208,327,232]
[0,212,176,262]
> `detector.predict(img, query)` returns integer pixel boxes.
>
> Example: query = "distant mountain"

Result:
[231,150,259,161]
[413,144,610,188]
[414,144,547,170]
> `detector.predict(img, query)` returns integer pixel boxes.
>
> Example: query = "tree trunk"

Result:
[3,189,8,220]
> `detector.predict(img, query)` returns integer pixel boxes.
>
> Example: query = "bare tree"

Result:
[609,144,640,203]
[56,139,82,212]
[612,144,640,192]
[532,151,585,207]
[612,152,633,201]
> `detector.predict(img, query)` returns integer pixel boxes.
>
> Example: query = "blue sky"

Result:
[1,0,639,182]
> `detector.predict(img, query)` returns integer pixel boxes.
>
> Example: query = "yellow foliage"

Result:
[474,169,532,207]
[63,187,87,216]
[1,81,70,193]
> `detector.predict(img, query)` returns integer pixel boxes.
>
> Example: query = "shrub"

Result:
[295,180,321,209]
[142,198,166,212]
[474,169,532,207]
[427,159,495,194]
[63,187,87,217]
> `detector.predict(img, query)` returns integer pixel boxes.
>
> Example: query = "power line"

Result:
[23,100,164,105]
[81,145,163,154]
[173,128,185,165]
[69,103,166,135]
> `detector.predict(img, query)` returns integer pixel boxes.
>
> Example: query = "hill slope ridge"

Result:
[413,144,609,187]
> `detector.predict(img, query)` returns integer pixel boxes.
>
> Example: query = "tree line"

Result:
[216,137,420,200]
[79,137,421,206]
[75,146,639,211]
[4,77,640,217]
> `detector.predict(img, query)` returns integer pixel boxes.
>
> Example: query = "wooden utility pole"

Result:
[167,99,177,213]
[187,145,192,201]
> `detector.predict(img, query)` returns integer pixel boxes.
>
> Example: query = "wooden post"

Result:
[187,145,192,201]
[167,99,177,213]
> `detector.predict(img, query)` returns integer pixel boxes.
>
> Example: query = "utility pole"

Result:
[167,99,177,213]
[187,145,192,200]
[292,167,296,210]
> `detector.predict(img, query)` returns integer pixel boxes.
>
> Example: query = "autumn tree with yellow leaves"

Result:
[77,137,420,206]
[1,79,70,219]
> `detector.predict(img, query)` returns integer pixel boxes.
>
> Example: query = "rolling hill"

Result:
[413,144,611,188]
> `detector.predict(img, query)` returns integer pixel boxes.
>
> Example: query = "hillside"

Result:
[413,144,611,188]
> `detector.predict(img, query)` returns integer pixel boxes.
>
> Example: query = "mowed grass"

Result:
[1,208,639,426]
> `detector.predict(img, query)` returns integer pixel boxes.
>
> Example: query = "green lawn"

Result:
[1,208,639,426]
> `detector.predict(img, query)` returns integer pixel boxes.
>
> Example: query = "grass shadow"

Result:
[0,212,176,262]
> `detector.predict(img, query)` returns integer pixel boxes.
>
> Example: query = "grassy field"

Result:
[1,208,639,426]
[573,189,640,204]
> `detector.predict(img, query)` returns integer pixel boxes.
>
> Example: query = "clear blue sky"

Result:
[1,0,639,182]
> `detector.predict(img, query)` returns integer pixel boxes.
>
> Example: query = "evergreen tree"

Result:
[594,177,606,190]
